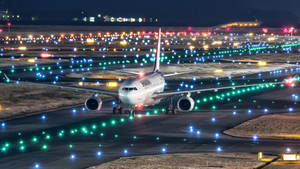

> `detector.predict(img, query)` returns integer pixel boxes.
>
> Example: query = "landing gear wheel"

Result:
[113,104,123,114]
[118,107,123,114]
[113,107,117,114]
[129,110,135,119]
[167,104,176,115]
[172,109,176,115]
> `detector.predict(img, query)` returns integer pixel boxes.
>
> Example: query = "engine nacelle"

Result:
[85,95,102,111]
[177,96,195,112]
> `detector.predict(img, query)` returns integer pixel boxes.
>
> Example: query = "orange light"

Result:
[78,81,84,86]
[18,46,27,51]
[27,58,35,63]
[86,38,95,44]
[267,37,275,41]
[40,52,51,58]
[257,61,267,66]
[106,82,119,88]
[214,69,223,74]
[189,45,195,50]
[233,42,240,47]
[120,40,128,46]
[212,41,222,45]
[203,45,209,50]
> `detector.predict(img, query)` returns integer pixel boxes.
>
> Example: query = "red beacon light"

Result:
[262,28,268,33]
[285,77,296,87]
[283,27,289,33]
[135,104,144,111]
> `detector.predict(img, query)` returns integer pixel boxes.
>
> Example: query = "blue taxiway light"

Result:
[216,146,222,152]
[96,151,102,157]
[161,147,167,153]
[70,154,76,160]
[252,135,258,141]
[33,163,40,169]
[41,114,47,120]
[1,122,6,128]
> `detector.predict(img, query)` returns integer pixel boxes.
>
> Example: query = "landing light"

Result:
[138,72,145,78]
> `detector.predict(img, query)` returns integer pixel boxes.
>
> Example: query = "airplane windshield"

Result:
[122,87,138,91]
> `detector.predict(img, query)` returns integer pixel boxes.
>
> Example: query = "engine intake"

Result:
[177,96,195,112]
[85,95,102,111]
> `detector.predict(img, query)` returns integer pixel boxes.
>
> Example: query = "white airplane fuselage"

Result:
[118,72,165,106]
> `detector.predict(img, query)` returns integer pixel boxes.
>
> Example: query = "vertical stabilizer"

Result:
[153,28,161,72]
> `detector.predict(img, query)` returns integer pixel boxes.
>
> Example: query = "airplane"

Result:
[3,28,296,116]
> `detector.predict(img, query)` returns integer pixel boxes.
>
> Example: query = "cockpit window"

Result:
[122,87,138,91]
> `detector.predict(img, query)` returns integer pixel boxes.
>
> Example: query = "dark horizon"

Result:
[1,0,300,27]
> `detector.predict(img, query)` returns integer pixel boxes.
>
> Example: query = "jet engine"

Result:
[177,96,195,112]
[85,95,102,111]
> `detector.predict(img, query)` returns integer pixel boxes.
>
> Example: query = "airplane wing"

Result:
[3,74,118,96]
[120,70,140,75]
[121,71,194,77]
[164,71,195,77]
[152,81,285,99]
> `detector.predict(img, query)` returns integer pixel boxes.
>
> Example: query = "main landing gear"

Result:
[113,103,123,114]
[112,104,136,118]
[166,97,176,115]
[166,103,176,115]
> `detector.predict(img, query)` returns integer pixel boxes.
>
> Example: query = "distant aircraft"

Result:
[4,28,294,116]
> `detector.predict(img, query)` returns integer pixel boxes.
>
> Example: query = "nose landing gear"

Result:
[128,105,136,119]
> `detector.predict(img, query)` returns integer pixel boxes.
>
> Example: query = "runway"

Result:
[0,72,299,169]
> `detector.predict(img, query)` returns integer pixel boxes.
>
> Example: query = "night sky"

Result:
[2,0,300,26]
